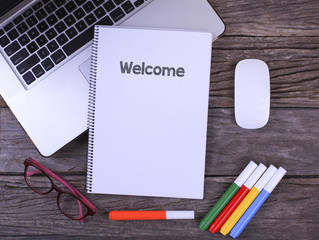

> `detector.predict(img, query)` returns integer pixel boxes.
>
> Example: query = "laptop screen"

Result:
[0,0,23,17]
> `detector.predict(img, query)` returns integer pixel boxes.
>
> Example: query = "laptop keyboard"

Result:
[0,0,146,87]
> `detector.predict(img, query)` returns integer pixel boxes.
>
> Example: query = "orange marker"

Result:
[109,211,194,220]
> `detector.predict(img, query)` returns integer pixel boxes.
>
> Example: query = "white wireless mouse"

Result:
[235,59,270,129]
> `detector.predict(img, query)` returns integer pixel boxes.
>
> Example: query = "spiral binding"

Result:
[86,25,99,193]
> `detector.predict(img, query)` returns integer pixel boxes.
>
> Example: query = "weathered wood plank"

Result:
[1,107,318,176]
[0,175,317,239]
[210,0,319,37]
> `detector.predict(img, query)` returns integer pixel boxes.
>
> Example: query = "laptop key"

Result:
[47,40,59,52]
[32,64,45,78]
[47,14,59,26]
[36,35,48,47]
[45,28,58,40]
[74,8,86,20]
[134,0,144,8]
[22,71,36,85]
[103,1,116,12]
[37,21,49,33]
[23,9,34,18]
[114,0,125,5]
[18,34,31,46]
[110,7,125,22]
[0,29,4,36]
[4,22,14,32]
[17,54,40,74]
[41,57,54,71]
[56,7,68,19]
[65,1,77,12]
[27,27,40,39]
[66,27,78,39]
[94,7,106,18]
[17,22,29,34]
[83,2,95,13]
[65,15,76,26]
[62,26,94,56]
[4,41,20,56]
[75,20,87,32]
[26,42,39,53]
[0,35,10,47]
[54,0,66,7]
[93,0,105,6]
[56,33,68,46]
[11,48,29,65]
[51,49,66,64]
[122,1,135,14]
[44,2,57,14]
[13,15,24,25]
[38,47,50,59]
[55,21,67,33]
[26,15,39,27]
[33,2,44,11]
[84,13,97,26]
[8,29,19,41]
[75,0,87,6]
[96,15,113,25]
[35,9,48,21]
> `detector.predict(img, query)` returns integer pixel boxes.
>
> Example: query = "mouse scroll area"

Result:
[235,59,270,129]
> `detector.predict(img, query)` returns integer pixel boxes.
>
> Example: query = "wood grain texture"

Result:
[210,0,319,37]
[0,175,318,239]
[0,0,319,239]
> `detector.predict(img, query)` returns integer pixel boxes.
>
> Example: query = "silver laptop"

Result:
[0,0,225,156]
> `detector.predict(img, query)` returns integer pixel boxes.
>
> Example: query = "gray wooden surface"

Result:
[1,0,319,239]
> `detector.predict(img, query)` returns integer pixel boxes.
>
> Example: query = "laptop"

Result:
[0,0,225,157]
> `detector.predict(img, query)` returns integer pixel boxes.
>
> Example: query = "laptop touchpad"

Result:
[79,58,91,82]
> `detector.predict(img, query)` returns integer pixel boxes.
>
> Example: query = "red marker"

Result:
[209,163,266,233]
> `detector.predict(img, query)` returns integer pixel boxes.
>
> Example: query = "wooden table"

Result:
[1,0,318,239]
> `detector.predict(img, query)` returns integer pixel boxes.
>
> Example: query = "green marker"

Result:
[199,161,257,230]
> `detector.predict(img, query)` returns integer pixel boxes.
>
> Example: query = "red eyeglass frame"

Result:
[24,157,97,221]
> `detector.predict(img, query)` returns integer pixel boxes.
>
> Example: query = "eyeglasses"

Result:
[24,157,97,221]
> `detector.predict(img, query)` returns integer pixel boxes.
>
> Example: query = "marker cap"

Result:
[254,165,277,191]
[166,211,194,219]
[264,167,287,194]
[243,163,267,189]
[234,161,257,187]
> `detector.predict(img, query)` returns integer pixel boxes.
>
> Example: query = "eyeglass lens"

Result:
[25,165,52,194]
[58,192,89,219]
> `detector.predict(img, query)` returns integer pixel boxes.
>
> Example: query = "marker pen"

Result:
[109,211,194,220]
[199,161,257,230]
[219,165,277,235]
[209,163,267,234]
[230,167,287,238]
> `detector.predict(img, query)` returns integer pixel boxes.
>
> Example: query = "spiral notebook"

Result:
[87,26,212,199]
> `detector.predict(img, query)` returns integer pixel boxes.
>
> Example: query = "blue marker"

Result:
[230,167,287,239]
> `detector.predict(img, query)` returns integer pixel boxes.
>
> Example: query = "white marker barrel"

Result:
[254,165,277,191]
[243,163,267,189]
[166,211,195,220]
[264,167,287,194]
[234,161,257,187]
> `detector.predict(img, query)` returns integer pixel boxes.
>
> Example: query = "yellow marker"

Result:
[220,165,277,235]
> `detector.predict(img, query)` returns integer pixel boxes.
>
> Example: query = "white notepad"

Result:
[87,26,212,199]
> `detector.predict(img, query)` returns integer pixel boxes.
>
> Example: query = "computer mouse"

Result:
[235,59,270,129]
